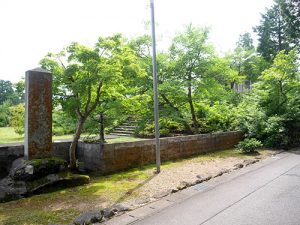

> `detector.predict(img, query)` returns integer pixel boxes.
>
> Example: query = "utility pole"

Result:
[150,0,161,173]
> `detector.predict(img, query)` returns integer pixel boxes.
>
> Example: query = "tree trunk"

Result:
[99,113,105,143]
[278,14,283,51]
[161,93,193,133]
[69,117,85,170]
[187,74,198,132]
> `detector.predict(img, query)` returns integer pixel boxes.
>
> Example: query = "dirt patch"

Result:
[122,150,280,208]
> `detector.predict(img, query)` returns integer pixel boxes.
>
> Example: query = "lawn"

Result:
[0,127,79,144]
[0,127,143,144]
[0,148,274,225]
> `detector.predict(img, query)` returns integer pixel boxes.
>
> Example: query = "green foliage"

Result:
[254,0,299,61]
[237,138,263,153]
[135,117,186,138]
[0,101,11,127]
[52,110,77,135]
[9,103,24,135]
[233,49,300,148]
[0,80,14,104]
[41,34,144,168]
[263,116,289,147]
[202,103,236,133]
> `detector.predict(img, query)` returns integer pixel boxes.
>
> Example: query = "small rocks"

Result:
[203,175,212,181]
[73,210,103,225]
[102,208,115,219]
[111,204,129,213]
[243,159,259,167]
[214,171,224,178]
[196,175,202,179]
[192,178,204,186]
[153,191,170,199]
[234,163,244,170]
[171,188,179,193]
[135,197,150,205]
[177,181,191,190]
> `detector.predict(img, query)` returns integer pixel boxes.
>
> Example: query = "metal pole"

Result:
[150,0,161,173]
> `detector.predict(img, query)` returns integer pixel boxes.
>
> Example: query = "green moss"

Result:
[28,157,67,168]
[0,207,79,225]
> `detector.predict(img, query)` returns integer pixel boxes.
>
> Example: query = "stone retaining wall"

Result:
[0,131,243,177]
[77,131,243,174]
[0,141,71,178]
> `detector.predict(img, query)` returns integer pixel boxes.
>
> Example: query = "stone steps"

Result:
[109,118,138,137]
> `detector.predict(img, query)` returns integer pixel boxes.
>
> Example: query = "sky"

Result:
[0,0,274,83]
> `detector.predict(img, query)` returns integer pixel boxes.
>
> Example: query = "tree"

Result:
[236,32,254,50]
[0,80,14,104]
[41,34,142,169]
[228,33,268,88]
[241,48,300,147]
[0,101,11,127]
[256,49,299,116]
[166,25,214,132]
[14,79,25,103]
[254,0,299,62]
[9,103,25,135]
[282,0,300,48]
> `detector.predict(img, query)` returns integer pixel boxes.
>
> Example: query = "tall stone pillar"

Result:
[24,68,52,159]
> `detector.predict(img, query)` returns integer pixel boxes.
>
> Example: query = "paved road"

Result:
[105,150,300,225]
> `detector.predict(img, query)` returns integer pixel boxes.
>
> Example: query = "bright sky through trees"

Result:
[0,0,273,82]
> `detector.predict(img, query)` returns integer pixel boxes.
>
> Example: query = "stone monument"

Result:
[24,68,52,159]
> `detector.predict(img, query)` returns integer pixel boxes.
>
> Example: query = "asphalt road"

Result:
[106,150,300,225]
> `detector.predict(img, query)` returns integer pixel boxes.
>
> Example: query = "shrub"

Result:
[237,138,263,153]
[0,101,11,127]
[9,103,24,135]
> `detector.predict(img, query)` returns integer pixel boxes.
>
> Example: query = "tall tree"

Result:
[254,0,299,61]
[254,0,289,61]
[167,25,213,132]
[41,34,141,169]
[0,80,14,104]
[281,0,300,47]
[228,33,267,88]
[256,49,300,116]
[236,32,254,50]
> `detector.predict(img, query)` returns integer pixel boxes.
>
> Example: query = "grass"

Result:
[0,127,23,144]
[0,127,80,144]
[0,127,144,145]
[0,167,153,225]
[0,148,271,225]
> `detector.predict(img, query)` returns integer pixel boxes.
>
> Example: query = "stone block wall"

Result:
[0,131,242,177]
[0,142,70,178]
[77,131,243,174]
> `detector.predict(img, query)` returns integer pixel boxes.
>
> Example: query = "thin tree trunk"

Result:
[99,113,105,143]
[161,93,193,133]
[278,14,283,51]
[187,74,198,132]
[69,117,85,170]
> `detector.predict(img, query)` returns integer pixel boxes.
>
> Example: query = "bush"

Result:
[0,101,11,127]
[52,110,76,135]
[9,103,24,135]
[237,138,263,153]
[262,116,288,147]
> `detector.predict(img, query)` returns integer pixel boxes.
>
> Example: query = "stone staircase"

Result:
[109,118,138,137]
